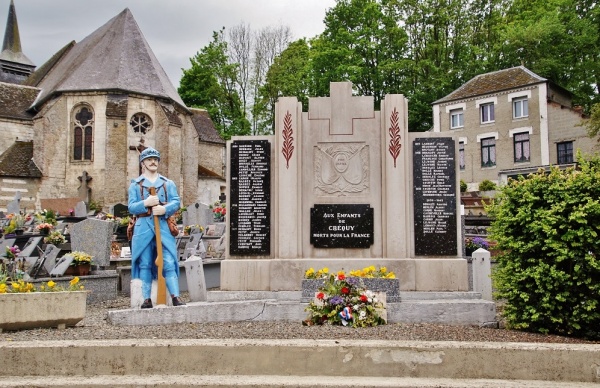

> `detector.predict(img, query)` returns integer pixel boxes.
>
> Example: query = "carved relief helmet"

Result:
[139,147,160,163]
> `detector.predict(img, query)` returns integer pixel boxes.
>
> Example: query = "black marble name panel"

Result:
[413,138,457,256]
[229,140,270,255]
[310,204,373,248]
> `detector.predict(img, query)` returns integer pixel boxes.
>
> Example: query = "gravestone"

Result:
[184,202,201,226]
[50,254,74,277]
[74,201,88,218]
[111,203,129,218]
[70,218,114,267]
[183,255,207,302]
[6,192,20,214]
[223,81,466,292]
[17,236,43,258]
[29,245,60,278]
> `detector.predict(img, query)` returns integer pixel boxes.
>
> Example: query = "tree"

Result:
[584,103,600,140]
[178,28,250,139]
[487,153,600,339]
[256,39,311,134]
[309,0,409,109]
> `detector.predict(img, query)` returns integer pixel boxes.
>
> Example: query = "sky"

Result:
[1,0,337,87]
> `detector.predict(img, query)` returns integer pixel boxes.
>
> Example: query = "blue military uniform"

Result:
[128,148,182,306]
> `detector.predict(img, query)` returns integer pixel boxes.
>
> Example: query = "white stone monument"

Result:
[223,82,467,292]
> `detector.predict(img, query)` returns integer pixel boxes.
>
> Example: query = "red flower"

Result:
[317,292,325,300]
[338,273,345,280]
[360,294,368,302]
[341,287,349,294]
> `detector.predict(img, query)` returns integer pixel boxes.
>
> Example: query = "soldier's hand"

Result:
[143,195,159,207]
[153,205,166,216]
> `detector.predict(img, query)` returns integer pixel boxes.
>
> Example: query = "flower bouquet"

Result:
[5,245,20,260]
[303,271,387,327]
[43,230,67,246]
[209,201,226,222]
[36,222,54,235]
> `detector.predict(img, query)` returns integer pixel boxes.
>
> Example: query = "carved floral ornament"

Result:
[281,111,294,169]
[388,107,402,168]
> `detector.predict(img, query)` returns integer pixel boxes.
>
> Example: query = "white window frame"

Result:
[512,97,529,119]
[450,109,464,129]
[476,97,497,125]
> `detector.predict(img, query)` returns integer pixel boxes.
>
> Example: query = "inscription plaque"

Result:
[413,138,457,255]
[230,140,271,255]
[310,204,373,248]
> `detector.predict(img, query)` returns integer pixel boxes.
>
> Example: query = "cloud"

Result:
[4,0,335,86]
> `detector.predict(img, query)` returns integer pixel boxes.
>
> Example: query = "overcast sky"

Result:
[2,0,336,87]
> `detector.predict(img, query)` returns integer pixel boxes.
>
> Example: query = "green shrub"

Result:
[460,180,467,193]
[486,153,600,339]
[478,179,496,191]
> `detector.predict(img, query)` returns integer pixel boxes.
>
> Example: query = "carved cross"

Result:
[77,171,92,202]
[308,82,374,135]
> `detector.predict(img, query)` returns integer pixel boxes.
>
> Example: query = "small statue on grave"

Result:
[127,147,185,309]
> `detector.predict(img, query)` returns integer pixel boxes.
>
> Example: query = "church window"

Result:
[130,113,152,134]
[72,105,94,161]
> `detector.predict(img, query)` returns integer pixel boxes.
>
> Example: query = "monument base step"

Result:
[0,375,595,387]
[107,291,496,326]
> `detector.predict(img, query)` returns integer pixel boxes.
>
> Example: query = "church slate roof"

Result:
[0,140,42,177]
[433,66,547,105]
[0,0,34,67]
[29,8,187,111]
[0,81,39,120]
[191,109,225,145]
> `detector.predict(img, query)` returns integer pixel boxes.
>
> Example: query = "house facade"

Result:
[0,4,225,213]
[432,66,592,191]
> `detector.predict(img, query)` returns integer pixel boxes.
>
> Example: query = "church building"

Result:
[0,1,226,213]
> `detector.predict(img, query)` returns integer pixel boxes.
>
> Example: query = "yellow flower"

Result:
[322,267,329,274]
[305,268,315,277]
[0,284,6,293]
[47,281,55,288]
[380,267,388,274]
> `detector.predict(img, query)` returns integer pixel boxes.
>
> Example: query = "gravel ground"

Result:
[0,292,598,344]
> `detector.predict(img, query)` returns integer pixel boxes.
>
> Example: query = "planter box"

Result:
[301,278,400,303]
[0,291,87,332]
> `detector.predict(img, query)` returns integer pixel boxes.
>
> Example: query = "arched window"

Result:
[73,105,94,161]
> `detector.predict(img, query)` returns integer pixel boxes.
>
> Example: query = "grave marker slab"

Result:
[70,218,114,267]
[74,201,88,218]
[111,203,129,218]
[50,254,74,277]
[17,237,43,258]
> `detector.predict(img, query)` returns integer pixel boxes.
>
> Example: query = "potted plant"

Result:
[70,251,93,276]
[464,236,489,256]
[302,265,400,303]
[0,273,87,331]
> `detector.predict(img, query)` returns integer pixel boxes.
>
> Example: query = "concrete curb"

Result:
[0,339,598,384]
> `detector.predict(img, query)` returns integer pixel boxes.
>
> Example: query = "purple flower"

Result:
[329,296,344,305]
[346,277,360,286]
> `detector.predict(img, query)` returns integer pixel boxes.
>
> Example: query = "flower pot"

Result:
[40,229,50,236]
[76,263,91,276]
[301,277,401,302]
[0,291,87,331]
